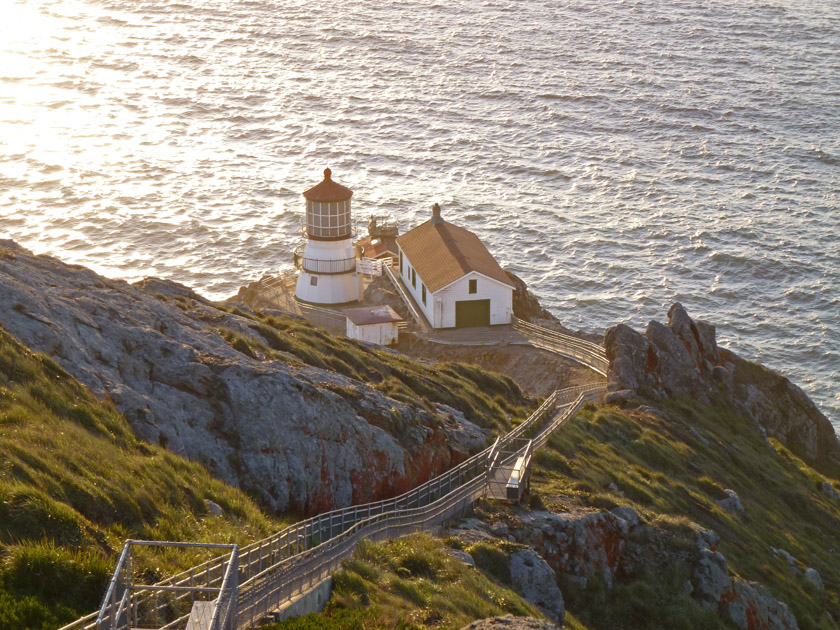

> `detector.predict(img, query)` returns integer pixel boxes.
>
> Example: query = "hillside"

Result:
[275,306,840,630]
[0,242,534,630]
[1,243,838,630]
[0,241,528,515]
[0,326,284,630]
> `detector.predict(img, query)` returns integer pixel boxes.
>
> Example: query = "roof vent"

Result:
[431,202,444,226]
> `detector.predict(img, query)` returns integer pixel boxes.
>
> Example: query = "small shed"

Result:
[344,305,403,346]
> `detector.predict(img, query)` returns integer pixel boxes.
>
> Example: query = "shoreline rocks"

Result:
[604,303,840,464]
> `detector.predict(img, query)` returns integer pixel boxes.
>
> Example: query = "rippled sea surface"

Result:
[1,0,838,427]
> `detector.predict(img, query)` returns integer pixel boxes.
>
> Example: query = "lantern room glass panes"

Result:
[306,200,351,239]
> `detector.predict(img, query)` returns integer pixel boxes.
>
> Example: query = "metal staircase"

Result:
[60,382,604,630]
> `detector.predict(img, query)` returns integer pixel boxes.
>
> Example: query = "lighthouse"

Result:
[294,168,359,304]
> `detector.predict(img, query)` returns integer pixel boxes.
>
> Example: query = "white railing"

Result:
[357,257,384,276]
[383,262,431,333]
[298,256,357,275]
[62,382,602,630]
[93,541,238,630]
[512,317,609,376]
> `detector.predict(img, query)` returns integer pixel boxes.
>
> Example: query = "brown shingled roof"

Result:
[344,305,404,326]
[303,168,353,202]
[396,219,514,293]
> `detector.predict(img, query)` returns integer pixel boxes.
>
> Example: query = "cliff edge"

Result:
[0,241,526,514]
[605,303,839,466]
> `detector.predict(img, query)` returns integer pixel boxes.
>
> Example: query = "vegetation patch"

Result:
[218,309,530,434]
[268,534,541,630]
[0,327,287,629]
[531,394,840,630]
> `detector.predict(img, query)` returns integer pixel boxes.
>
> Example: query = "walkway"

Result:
[63,271,612,630]
[62,382,604,630]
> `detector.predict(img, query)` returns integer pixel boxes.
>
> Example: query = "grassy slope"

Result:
[0,304,531,630]
[531,394,840,630]
[270,534,542,630]
[0,327,288,630]
[212,305,529,434]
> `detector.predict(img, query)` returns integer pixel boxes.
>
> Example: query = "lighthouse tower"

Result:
[294,168,359,304]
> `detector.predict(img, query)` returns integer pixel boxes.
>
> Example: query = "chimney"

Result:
[431,202,444,225]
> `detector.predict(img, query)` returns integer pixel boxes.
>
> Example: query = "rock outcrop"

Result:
[510,510,633,589]
[507,272,555,323]
[453,508,801,630]
[0,241,487,514]
[694,533,799,630]
[360,274,411,321]
[460,616,558,630]
[604,303,840,464]
[508,548,565,626]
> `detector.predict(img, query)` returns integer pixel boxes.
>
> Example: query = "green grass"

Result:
[268,534,542,630]
[531,393,840,630]
[0,327,288,629]
[217,309,530,434]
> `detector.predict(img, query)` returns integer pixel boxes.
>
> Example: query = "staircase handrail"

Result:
[511,317,605,354]
[64,382,602,630]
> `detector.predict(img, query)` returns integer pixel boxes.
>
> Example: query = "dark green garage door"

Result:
[455,299,490,328]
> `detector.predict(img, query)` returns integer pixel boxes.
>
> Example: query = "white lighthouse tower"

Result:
[294,168,359,304]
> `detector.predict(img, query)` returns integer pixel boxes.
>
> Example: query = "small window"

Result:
[400,251,403,273]
[411,269,416,288]
[469,278,477,294]
[310,275,318,286]
[421,284,426,305]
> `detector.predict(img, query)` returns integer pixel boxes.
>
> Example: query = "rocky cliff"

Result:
[0,241,507,514]
[604,303,840,465]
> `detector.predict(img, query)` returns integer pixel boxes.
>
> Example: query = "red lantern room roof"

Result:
[302,168,353,202]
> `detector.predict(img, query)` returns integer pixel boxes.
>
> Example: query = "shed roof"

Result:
[344,305,404,326]
[396,219,514,293]
[303,168,353,202]
[355,234,399,259]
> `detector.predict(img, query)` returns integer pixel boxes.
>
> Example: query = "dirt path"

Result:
[397,337,598,398]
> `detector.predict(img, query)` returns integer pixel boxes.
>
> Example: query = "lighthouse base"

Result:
[295,270,359,305]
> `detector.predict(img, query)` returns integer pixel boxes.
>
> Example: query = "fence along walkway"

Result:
[63,381,604,630]
[511,317,609,376]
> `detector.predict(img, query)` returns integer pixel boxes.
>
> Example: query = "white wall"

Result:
[434,273,512,328]
[398,245,512,328]
[296,270,358,304]
[295,237,358,304]
[346,321,399,345]
[398,245,436,326]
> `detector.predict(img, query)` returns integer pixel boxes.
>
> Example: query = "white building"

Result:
[396,204,514,329]
[295,169,360,305]
[344,305,403,346]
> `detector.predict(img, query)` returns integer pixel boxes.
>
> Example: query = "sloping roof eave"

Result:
[396,220,513,292]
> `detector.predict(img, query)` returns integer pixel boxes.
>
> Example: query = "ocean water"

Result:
[0,0,838,429]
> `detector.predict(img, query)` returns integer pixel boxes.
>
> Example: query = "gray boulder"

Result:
[460,616,558,630]
[804,568,823,591]
[443,549,476,569]
[723,579,799,630]
[691,548,731,609]
[509,548,565,626]
[820,481,840,501]
[717,489,745,514]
